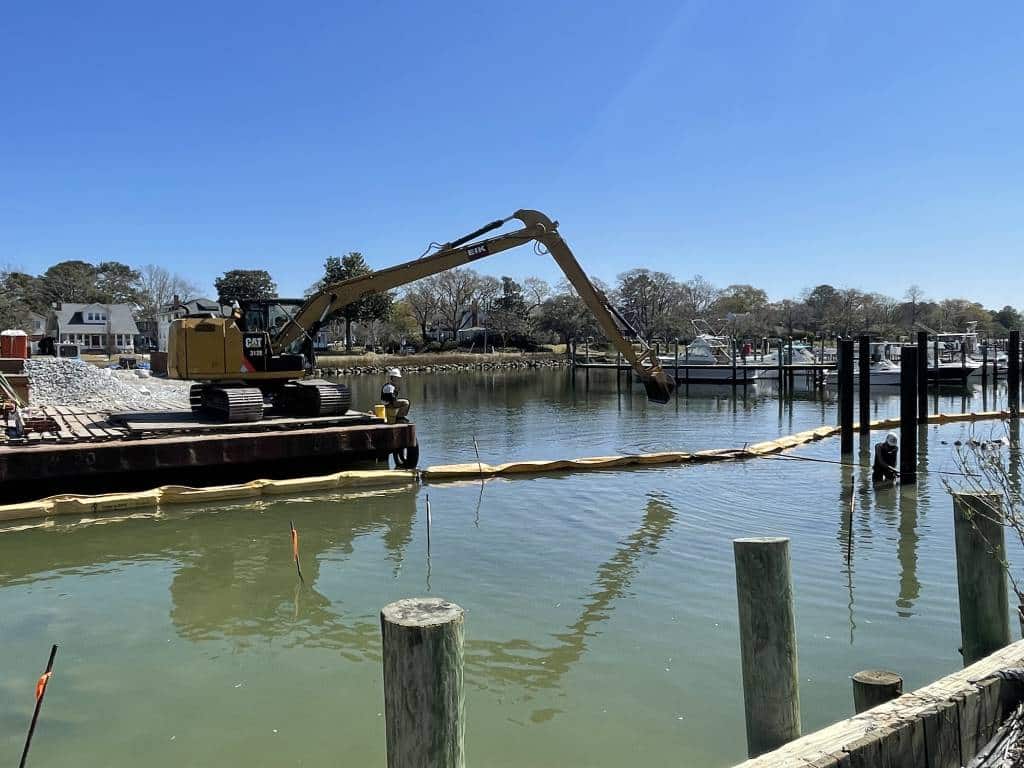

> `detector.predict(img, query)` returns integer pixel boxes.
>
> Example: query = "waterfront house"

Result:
[48,302,140,353]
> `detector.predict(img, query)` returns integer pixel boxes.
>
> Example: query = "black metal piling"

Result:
[839,338,854,454]
[1010,330,1021,415]
[900,346,918,484]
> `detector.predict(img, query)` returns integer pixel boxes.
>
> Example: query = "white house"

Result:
[48,303,140,353]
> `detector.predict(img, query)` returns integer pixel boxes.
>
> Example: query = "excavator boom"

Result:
[274,210,675,403]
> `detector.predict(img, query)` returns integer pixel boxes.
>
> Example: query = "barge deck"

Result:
[0,405,416,503]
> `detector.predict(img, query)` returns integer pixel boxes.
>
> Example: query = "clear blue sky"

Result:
[2,1,1022,307]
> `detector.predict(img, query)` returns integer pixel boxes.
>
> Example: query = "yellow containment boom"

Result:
[273,210,675,403]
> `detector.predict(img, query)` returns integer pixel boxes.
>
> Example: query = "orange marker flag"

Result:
[34,672,51,702]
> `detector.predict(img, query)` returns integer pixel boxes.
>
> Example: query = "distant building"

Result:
[156,296,221,351]
[48,303,140,353]
[27,311,47,341]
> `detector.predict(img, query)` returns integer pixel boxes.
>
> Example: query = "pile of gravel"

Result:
[24,358,191,413]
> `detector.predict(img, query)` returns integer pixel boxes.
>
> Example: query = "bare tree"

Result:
[436,268,482,338]
[402,276,442,342]
[682,275,719,317]
[138,264,200,320]
[522,277,551,311]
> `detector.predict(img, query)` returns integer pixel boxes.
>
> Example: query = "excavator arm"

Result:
[272,209,675,403]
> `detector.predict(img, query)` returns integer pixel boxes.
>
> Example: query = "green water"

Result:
[1,370,1020,767]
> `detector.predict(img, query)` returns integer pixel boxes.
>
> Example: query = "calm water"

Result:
[1,369,1020,767]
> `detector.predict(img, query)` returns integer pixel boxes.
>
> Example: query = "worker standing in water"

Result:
[873,432,899,483]
[381,368,410,423]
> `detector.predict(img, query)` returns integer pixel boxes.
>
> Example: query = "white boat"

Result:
[825,341,982,386]
[754,343,819,380]
[658,335,759,384]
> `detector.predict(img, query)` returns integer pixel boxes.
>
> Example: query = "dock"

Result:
[0,405,416,503]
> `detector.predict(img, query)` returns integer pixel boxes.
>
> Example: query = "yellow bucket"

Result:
[373,404,388,420]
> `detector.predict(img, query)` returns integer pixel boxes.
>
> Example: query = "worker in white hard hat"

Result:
[872,431,899,483]
[380,367,410,423]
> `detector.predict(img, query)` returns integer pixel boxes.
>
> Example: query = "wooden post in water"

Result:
[1009,330,1021,415]
[381,597,465,768]
[917,331,928,419]
[734,537,800,757]
[852,670,903,713]
[982,344,989,389]
[838,338,854,454]
[616,351,622,393]
[952,492,1010,666]
[858,335,870,435]
[899,346,918,484]
[933,337,940,385]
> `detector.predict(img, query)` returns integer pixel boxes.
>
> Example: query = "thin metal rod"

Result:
[20,644,58,768]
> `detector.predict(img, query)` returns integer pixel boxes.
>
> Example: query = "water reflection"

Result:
[467,493,677,690]
[168,489,416,652]
[895,486,921,618]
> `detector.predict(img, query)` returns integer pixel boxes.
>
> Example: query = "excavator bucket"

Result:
[643,371,676,404]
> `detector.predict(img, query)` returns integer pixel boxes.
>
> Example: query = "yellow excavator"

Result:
[167,210,676,421]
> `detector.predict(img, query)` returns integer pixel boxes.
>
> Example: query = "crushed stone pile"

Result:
[24,358,191,413]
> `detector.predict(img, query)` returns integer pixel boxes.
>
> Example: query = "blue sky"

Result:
[2,1,1022,307]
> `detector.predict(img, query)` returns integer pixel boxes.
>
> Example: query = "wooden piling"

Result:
[381,597,465,768]
[952,492,1010,666]
[734,537,800,757]
[916,331,928,419]
[852,670,903,713]
[982,344,989,389]
[899,346,918,484]
[838,338,854,454]
[858,335,870,435]
[1009,330,1020,415]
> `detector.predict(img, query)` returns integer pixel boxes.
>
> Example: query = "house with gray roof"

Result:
[47,302,140,353]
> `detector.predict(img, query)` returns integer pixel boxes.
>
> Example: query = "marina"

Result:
[2,364,1023,766]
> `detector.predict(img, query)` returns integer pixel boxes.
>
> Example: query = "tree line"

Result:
[4,258,1021,352]
[0,260,198,330]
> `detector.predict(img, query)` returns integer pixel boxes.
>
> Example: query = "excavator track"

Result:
[275,380,352,417]
[201,387,265,422]
[189,384,204,413]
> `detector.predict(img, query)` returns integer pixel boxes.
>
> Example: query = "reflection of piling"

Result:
[858,335,870,435]
[1010,330,1021,415]
[952,492,1010,666]
[899,346,918,484]
[381,598,464,768]
[852,670,902,713]
[734,537,800,757]
[838,338,854,454]
[916,331,928,419]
